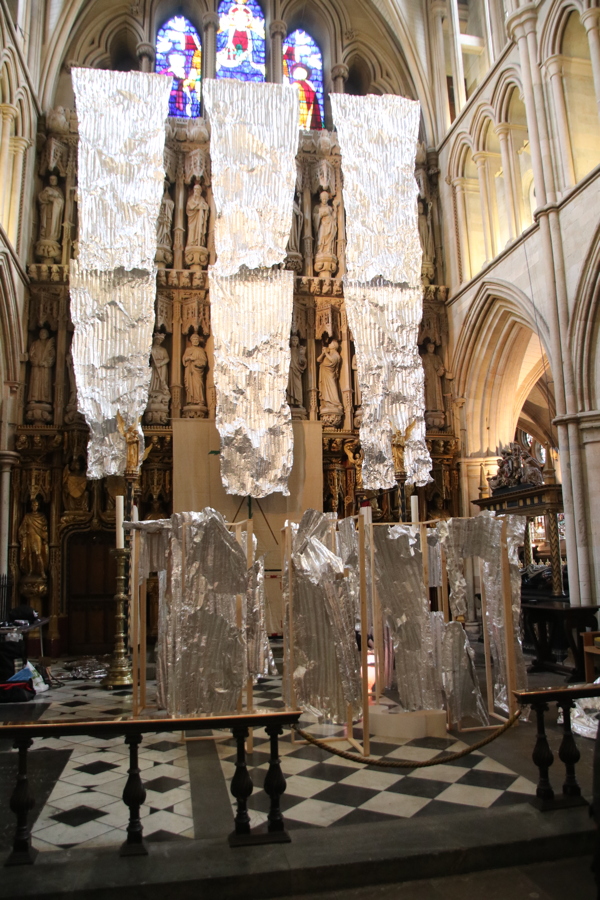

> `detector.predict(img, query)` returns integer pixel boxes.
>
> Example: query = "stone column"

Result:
[0,105,18,228]
[451,177,470,282]
[203,12,220,79]
[171,298,183,418]
[270,20,287,84]
[582,7,600,120]
[7,136,30,247]
[0,452,18,577]
[340,310,352,431]
[495,124,518,239]
[431,0,452,133]
[331,63,349,94]
[136,42,155,73]
[447,0,467,112]
[173,156,185,270]
[545,56,576,191]
[472,152,494,261]
[306,305,318,421]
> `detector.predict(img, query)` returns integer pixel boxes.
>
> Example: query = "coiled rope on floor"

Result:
[292,708,521,769]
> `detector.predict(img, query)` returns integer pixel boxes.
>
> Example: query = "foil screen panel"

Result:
[344,281,431,488]
[203,79,299,276]
[330,94,422,285]
[210,268,295,497]
[71,69,171,271]
[440,620,489,727]
[246,556,277,678]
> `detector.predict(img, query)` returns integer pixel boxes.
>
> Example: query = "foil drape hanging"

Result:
[70,69,171,477]
[203,80,299,496]
[330,94,431,488]
[246,556,277,679]
[209,269,295,497]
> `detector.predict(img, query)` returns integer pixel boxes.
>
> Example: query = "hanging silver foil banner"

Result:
[202,79,299,276]
[210,268,295,497]
[246,556,277,679]
[71,69,171,272]
[344,281,431,488]
[330,93,422,285]
[373,524,443,711]
[283,510,362,723]
[438,618,489,727]
[71,69,171,477]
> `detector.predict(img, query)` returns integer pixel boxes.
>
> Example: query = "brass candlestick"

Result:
[103,547,133,689]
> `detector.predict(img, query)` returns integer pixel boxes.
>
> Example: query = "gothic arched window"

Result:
[283,29,324,130]
[156,16,202,117]
[216,0,266,82]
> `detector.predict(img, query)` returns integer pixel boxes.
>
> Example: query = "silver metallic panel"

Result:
[209,268,295,497]
[203,80,299,276]
[343,281,432,488]
[440,620,489,727]
[246,556,277,679]
[330,93,422,285]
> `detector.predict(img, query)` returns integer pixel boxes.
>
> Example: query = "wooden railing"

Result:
[0,710,301,866]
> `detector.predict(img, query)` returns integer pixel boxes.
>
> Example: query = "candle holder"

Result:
[103,547,133,690]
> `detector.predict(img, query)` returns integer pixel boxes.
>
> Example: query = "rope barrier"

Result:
[292,708,522,768]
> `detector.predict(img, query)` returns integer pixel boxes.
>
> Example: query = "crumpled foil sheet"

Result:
[158,509,248,717]
[246,556,277,679]
[436,618,489,727]
[565,677,600,739]
[209,268,294,497]
[71,69,170,478]
[71,69,171,271]
[343,281,432,488]
[203,79,298,276]
[63,657,109,681]
[373,524,443,711]
[330,93,422,285]
[69,266,156,478]
[438,513,527,713]
[428,529,442,588]
[283,510,362,723]
[336,517,361,630]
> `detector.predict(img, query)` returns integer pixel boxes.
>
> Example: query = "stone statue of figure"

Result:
[18,498,49,577]
[418,199,435,278]
[351,355,362,407]
[287,196,303,255]
[183,333,208,407]
[156,181,174,249]
[429,495,450,520]
[313,191,337,257]
[146,333,170,424]
[317,340,342,409]
[63,457,89,512]
[186,184,209,249]
[422,342,446,414]
[38,175,64,244]
[287,334,307,407]
[27,329,56,423]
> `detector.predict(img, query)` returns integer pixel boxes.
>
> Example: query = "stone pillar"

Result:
[431,0,452,133]
[7,136,30,247]
[331,63,349,94]
[582,7,600,120]
[173,156,185,270]
[495,124,518,239]
[270,20,287,84]
[136,42,155,73]
[0,105,18,228]
[171,298,183,419]
[452,177,470,282]
[545,56,576,191]
[0,452,18,577]
[473,152,495,260]
[340,310,352,431]
[306,305,318,421]
[447,0,467,112]
[203,12,220,79]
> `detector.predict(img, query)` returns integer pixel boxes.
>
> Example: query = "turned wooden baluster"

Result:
[6,738,37,866]
[264,723,287,834]
[230,725,253,835]
[531,700,555,803]
[120,734,148,856]
[557,699,582,798]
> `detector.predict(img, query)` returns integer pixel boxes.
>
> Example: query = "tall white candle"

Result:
[116,495,125,549]
[411,494,419,524]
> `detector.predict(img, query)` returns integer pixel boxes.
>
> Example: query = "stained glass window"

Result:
[216,0,266,82]
[156,16,202,118]
[283,30,324,130]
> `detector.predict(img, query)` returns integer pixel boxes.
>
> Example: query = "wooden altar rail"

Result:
[0,710,302,867]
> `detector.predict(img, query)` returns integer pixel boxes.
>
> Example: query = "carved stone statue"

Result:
[317,339,343,427]
[185,184,209,270]
[62,457,89,512]
[313,191,339,279]
[487,443,544,493]
[155,181,174,268]
[26,329,56,423]
[36,175,64,262]
[428,494,450,520]
[286,196,304,271]
[523,454,544,486]
[182,333,208,417]
[422,342,450,430]
[418,199,435,285]
[145,333,171,425]
[18,499,49,577]
[287,334,307,417]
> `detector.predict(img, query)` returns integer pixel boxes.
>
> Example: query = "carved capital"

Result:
[203,12,220,30]
[136,42,155,64]
[581,7,600,33]
[270,19,287,38]
[331,64,349,82]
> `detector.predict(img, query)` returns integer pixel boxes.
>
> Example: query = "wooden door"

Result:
[67,532,117,655]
